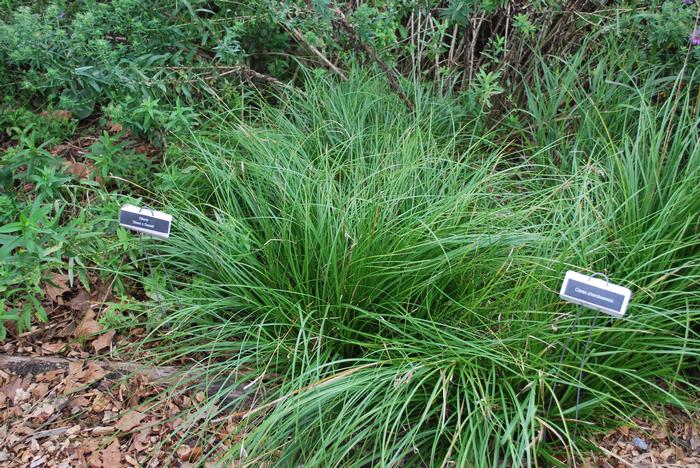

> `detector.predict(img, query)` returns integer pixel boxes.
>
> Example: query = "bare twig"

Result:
[0,354,253,405]
[447,23,459,69]
[288,27,348,80]
[331,6,413,110]
[30,426,73,440]
[468,15,486,84]
[217,66,286,87]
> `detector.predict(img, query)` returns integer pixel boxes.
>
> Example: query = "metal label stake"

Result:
[559,271,631,318]
[547,271,632,441]
[119,204,176,320]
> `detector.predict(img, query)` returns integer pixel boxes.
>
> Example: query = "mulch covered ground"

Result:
[0,277,243,467]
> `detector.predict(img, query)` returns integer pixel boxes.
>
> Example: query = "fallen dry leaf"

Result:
[69,395,91,409]
[14,387,31,403]
[92,426,115,436]
[109,123,123,133]
[91,331,116,353]
[66,424,82,436]
[69,290,92,312]
[0,378,23,400]
[63,160,92,180]
[44,273,71,303]
[87,450,102,468]
[50,144,71,156]
[116,411,146,432]
[41,342,66,354]
[36,369,65,383]
[132,430,150,452]
[74,310,103,339]
[30,402,55,419]
[92,393,111,413]
[660,446,675,461]
[101,439,121,466]
[177,444,192,461]
[82,363,107,385]
[63,362,107,395]
[166,417,184,433]
[63,362,84,395]
[676,446,685,461]
[29,455,46,467]
[30,382,50,400]
[68,361,83,376]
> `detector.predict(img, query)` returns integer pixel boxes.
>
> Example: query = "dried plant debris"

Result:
[585,409,700,467]
[0,361,236,466]
[2,352,698,467]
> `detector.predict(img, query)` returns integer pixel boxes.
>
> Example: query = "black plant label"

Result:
[119,205,171,239]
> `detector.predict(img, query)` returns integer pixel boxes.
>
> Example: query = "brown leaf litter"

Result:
[0,355,231,467]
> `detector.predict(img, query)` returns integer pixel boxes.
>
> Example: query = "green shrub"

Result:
[3,0,696,130]
[0,0,285,136]
[131,69,698,465]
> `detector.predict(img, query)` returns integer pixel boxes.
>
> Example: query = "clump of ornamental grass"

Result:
[128,69,699,466]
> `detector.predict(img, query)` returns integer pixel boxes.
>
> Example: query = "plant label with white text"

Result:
[119,204,172,239]
[559,271,631,318]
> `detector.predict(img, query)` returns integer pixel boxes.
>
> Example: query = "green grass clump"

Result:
[136,69,699,465]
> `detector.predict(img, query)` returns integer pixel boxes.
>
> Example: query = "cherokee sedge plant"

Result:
[125,64,699,466]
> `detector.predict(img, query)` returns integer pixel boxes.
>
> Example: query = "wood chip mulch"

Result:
[585,407,700,467]
[0,274,241,467]
[0,347,245,467]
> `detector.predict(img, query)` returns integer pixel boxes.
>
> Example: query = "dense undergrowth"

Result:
[130,59,700,464]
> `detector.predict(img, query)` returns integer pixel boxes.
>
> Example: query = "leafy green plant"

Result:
[104,98,200,137]
[0,0,288,138]
[613,0,700,73]
[0,105,152,337]
[85,131,152,185]
[0,196,63,333]
[5,0,693,131]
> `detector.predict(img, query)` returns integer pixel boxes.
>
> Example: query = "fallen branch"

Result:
[216,66,287,88]
[0,354,178,381]
[0,354,253,404]
[30,426,73,440]
[28,425,117,442]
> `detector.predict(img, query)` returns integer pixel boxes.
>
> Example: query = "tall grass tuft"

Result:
[134,68,699,465]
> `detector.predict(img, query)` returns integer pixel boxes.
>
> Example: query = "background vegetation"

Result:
[1,0,699,465]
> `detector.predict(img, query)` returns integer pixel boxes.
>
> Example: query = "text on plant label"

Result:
[119,204,172,239]
[559,270,631,317]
